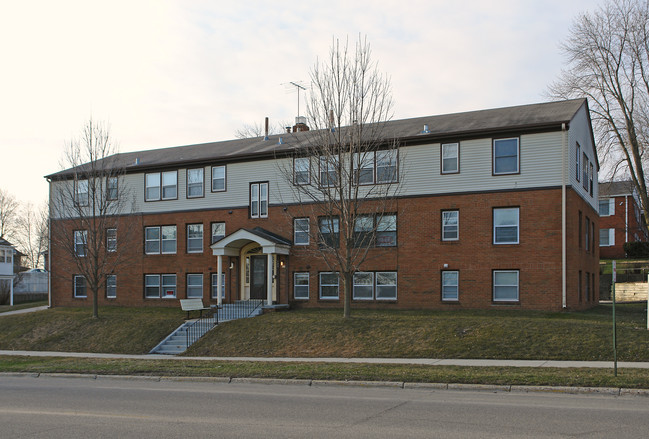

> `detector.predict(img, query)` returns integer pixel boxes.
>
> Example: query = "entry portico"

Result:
[210,227,291,307]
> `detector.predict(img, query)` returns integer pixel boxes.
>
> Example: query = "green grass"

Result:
[0,306,184,354]
[186,304,649,361]
[0,300,48,314]
[1,356,648,389]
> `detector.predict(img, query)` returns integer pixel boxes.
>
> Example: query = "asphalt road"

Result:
[1,376,648,438]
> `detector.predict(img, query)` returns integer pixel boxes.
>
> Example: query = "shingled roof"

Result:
[46,98,589,179]
[599,180,636,197]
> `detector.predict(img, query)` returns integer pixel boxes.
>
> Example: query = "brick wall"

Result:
[50,187,599,311]
[599,195,647,259]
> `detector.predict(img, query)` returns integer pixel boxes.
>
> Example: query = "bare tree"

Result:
[0,188,19,240]
[50,119,135,318]
[280,36,399,318]
[234,119,291,139]
[549,0,649,235]
[15,202,48,269]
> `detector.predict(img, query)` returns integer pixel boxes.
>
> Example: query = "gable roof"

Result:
[46,98,588,179]
[0,238,15,247]
[599,180,635,197]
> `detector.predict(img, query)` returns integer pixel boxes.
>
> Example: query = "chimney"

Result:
[292,116,309,133]
[264,117,269,140]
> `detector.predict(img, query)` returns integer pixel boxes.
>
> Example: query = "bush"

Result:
[624,242,649,258]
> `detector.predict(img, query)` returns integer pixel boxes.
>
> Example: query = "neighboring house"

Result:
[0,238,16,305]
[46,98,600,311]
[598,180,648,259]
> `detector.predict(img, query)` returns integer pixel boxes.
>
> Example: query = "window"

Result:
[600,228,615,247]
[211,165,226,192]
[354,152,375,185]
[353,215,374,247]
[187,224,203,253]
[145,274,176,298]
[578,211,582,248]
[320,156,338,187]
[352,214,397,247]
[162,171,177,199]
[442,210,459,241]
[585,216,590,253]
[74,230,87,257]
[211,222,225,244]
[74,275,86,298]
[352,271,397,300]
[442,271,459,301]
[493,207,519,244]
[145,226,176,254]
[294,218,309,245]
[0,249,5,263]
[586,271,591,302]
[211,273,225,299]
[106,228,116,252]
[318,216,339,248]
[589,163,594,196]
[294,272,309,300]
[493,138,519,174]
[145,173,161,201]
[106,275,116,298]
[493,270,519,302]
[578,270,582,302]
[186,274,203,298]
[575,143,581,182]
[599,198,614,216]
[441,143,459,174]
[319,272,339,300]
[187,168,204,198]
[376,214,397,247]
[376,272,397,300]
[376,150,398,183]
[582,153,588,190]
[106,177,118,201]
[250,182,268,218]
[294,158,310,185]
[353,272,374,300]
[75,179,89,206]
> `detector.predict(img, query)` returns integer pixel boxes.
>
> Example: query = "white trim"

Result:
[211,229,290,256]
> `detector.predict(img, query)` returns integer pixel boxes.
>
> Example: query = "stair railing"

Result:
[185,311,216,348]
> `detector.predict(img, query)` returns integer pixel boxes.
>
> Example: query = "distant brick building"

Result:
[598,180,648,259]
[47,99,600,311]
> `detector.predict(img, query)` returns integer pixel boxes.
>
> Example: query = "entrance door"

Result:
[250,255,267,300]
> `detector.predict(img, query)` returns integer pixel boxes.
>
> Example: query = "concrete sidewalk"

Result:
[0,306,48,317]
[1,349,648,369]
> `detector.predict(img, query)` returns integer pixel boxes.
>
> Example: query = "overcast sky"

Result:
[1,0,598,207]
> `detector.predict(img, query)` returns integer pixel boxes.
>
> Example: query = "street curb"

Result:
[95,375,162,382]
[160,376,231,383]
[231,377,312,386]
[39,373,98,380]
[511,385,621,395]
[312,379,404,388]
[448,383,511,392]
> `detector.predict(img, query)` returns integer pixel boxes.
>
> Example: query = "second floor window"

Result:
[145,171,177,201]
[376,150,398,183]
[145,226,176,254]
[493,138,519,175]
[211,222,225,244]
[294,218,309,245]
[250,182,268,218]
[106,177,118,201]
[441,143,459,174]
[74,230,87,257]
[106,228,117,252]
[294,158,310,185]
[75,179,89,206]
[442,210,459,241]
[187,168,204,198]
[212,166,226,192]
[187,224,203,253]
[493,207,519,244]
[318,216,339,248]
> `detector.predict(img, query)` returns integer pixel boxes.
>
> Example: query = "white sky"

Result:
[0,0,597,206]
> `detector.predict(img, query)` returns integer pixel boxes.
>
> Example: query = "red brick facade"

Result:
[599,193,647,259]
[50,187,600,311]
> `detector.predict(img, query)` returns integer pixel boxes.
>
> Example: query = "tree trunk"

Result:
[92,287,99,319]
[343,271,352,319]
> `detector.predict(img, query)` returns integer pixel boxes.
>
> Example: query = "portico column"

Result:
[266,252,273,306]
[216,254,223,306]
[9,276,13,307]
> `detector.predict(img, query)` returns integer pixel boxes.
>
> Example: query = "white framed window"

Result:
[493,270,519,302]
[319,272,339,300]
[211,273,226,299]
[589,163,594,196]
[353,272,374,300]
[75,179,89,206]
[320,156,338,187]
[211,222,225,244]
[106,274,116,298]
[493,207,519,244]
[600,228,615,247]
[493,138,519,175]
[599,198,614,216]
[318,216,339,248]
[145,173,161,201]
[585,216,590,252]
[250,182,268,218]
[106,177,118,201]
[162,274,177,298]
[354,152,375,185]
[211,165,226,192]
[582,153,588,190]
[0,249,7,263]
[186,273,203,298]
[294,272,309,300]
[442,210,459,241]
[187,224,203,253]
[376,214,397,247]
[74,275,86,298]
[187,168,204,198]
[145,227,160,254]
[161,225,177,254]
[441,271,459,301]
[441,143,459,174]
[376,150,398,183]
[294,158,310,185]
[145,274,176,298]
[575,143,581,182]
[106,228,116,252]
[74,230,87,257]
[145,226,176,254]
[162,171,177,200]
[376,272,397,300]
[145,274,160,298]
[294,218,309,245]
[353,215,374,247]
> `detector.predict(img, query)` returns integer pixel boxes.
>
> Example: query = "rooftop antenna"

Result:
[283,81,308,119]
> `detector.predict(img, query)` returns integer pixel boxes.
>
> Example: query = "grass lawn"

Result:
[0,300,48,314]
[186,304,649,361]
[0,306,184,354]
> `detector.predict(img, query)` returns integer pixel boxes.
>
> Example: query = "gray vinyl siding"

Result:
[568,105,598,210]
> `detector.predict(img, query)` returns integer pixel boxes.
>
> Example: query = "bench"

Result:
[180,299,211,319]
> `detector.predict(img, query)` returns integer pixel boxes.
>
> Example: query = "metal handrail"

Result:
[185,312,216,348]
[217,299,264,321]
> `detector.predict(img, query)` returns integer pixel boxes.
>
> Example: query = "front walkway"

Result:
[0,305,48,317]
[1,349,648,369]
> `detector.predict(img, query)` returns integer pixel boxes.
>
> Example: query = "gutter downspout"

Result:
[47,178,52,309]
[561,123,567,309]
[625,195,629,244]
